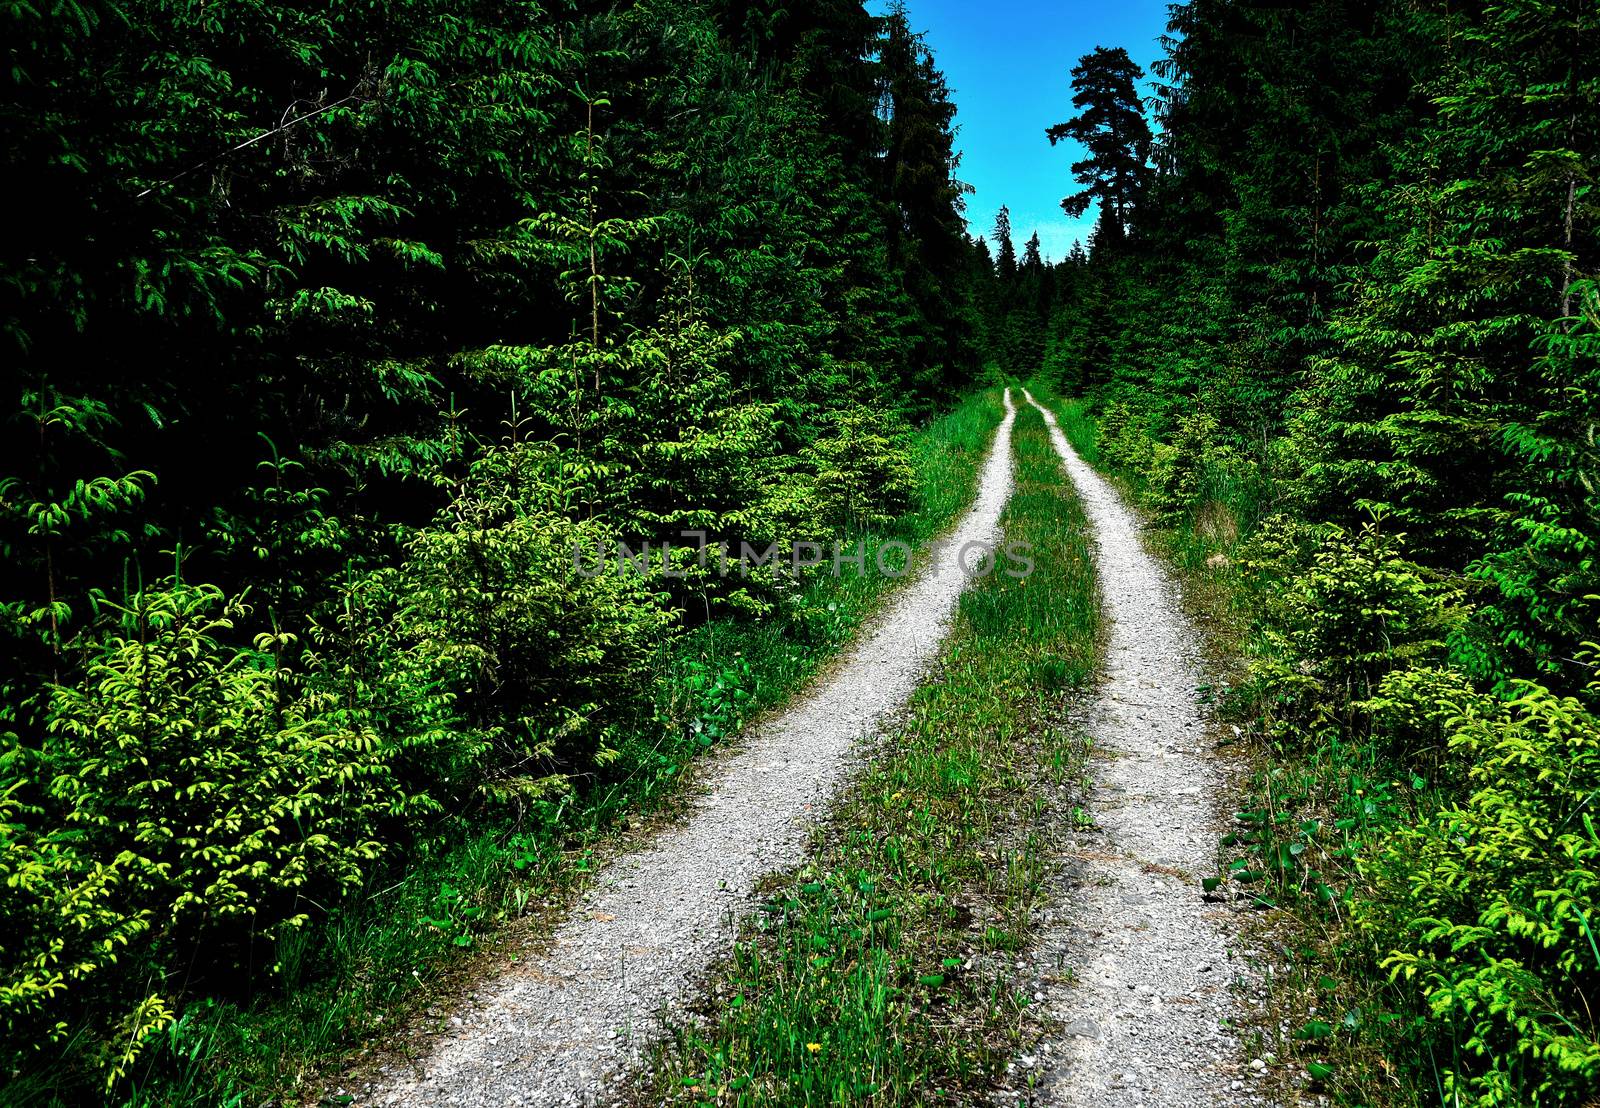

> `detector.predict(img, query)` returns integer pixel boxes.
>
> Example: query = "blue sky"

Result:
[873,0,1173,261]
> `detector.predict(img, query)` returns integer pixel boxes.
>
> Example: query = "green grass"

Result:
[1024,377,1256,652]
[1047,394,1100,466]
[635,400,1100,1105]
[1209,743,1442,1108]
[90,392,1009,1108]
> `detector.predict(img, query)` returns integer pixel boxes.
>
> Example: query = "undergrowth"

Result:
[36,393,1010,1108]
[636,398,1099,1105]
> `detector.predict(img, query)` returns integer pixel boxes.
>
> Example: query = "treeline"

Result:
[0,0,982,1094]
[1011,0,1598,1103]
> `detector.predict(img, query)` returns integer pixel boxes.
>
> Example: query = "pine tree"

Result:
[1047,46,1153,240]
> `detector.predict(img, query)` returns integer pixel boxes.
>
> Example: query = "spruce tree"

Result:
[1021,231,1043,273]
[992,205,1017,281]
[878,3,980,398]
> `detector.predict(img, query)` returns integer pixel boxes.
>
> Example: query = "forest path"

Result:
[357,391,1018,1107]
[1016,390,1265,1107]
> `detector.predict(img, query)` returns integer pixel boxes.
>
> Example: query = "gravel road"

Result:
[357,390,1018,1107]
[1015,390,1267,1107]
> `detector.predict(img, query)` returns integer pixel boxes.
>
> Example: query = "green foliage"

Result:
[394,439,676,803]
[802,404,916,534]
[1366,675,1600,1105]
[1085,399,1162,484]
[1360,664,1485,772]
[4,582,426,1088]
[677,657,755,746]
[47,585,409,927]
[1246,519,1464,705]
[1,740,150,1065]
[1146,409,1261,532]
[1299,0,1600,574]
[122,389,1006,1105]
[1471,283,1600,694]
[1,0,985,1092]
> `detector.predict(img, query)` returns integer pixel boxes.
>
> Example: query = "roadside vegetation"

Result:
[1,3,996,1101]
[32,391,1004,1108]
[639,399,1099,1105]
[1029,382,1599,1107]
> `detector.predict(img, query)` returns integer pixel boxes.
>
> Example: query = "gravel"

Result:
[1011,389,1270,1108]
[357,391,1018,1107]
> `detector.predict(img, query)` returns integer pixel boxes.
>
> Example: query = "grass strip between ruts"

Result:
[637,398,1101,1105]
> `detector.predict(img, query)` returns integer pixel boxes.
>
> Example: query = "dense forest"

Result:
[2,0,1596,1104]
[1,0,991,1097]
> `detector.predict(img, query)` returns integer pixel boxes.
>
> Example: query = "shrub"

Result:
[394,440,675,804]
[3,581,422,1088]
[1243,519,1464,716]
[1094,399,1151,476]
[1150,409,1222,523]
[0,741,151,1084]
[803,403,915,534]
[1358,664,1486,773]
[1366,678,1600,1106]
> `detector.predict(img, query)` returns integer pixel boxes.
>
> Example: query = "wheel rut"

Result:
[1015,389,1268,1107]
[356,390,1019,1107]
